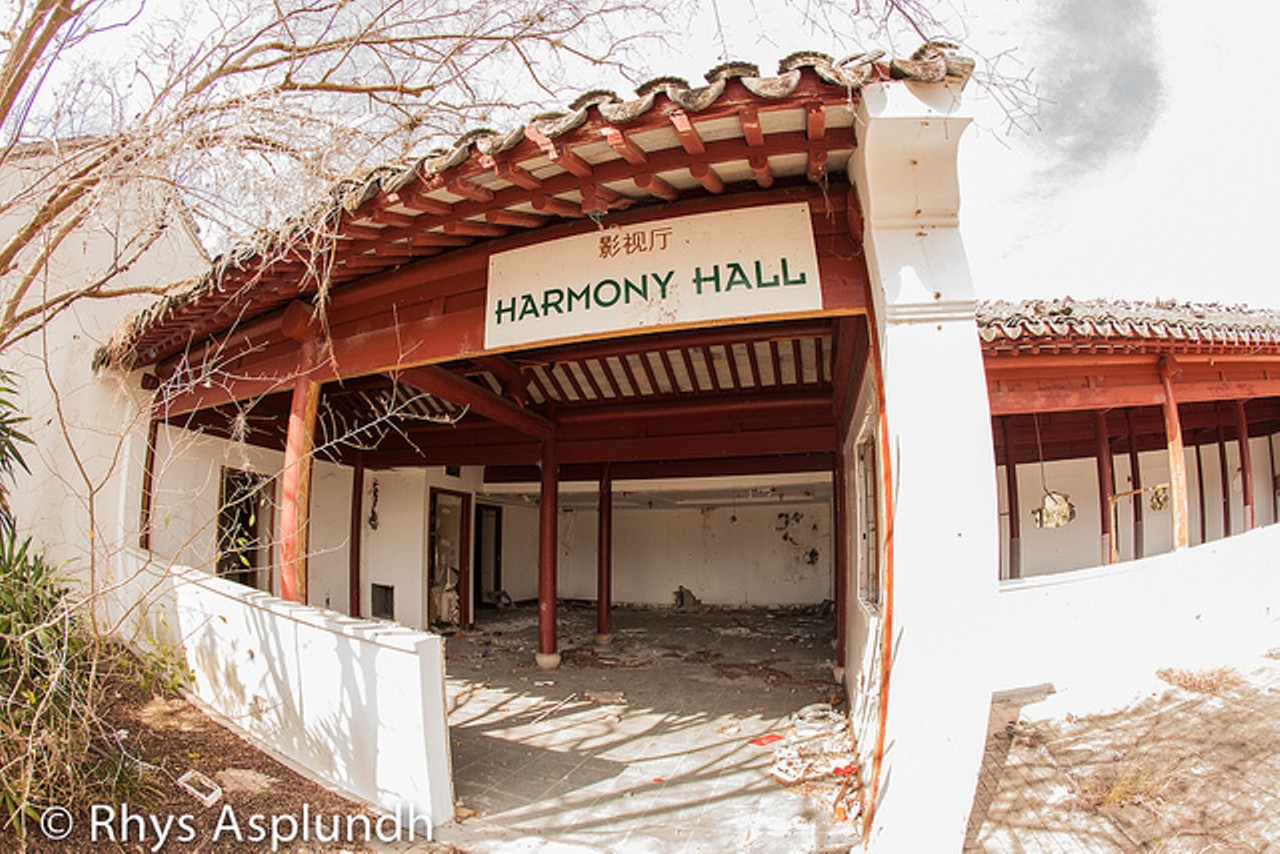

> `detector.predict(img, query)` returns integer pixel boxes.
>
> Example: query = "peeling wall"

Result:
[492,500,832,608]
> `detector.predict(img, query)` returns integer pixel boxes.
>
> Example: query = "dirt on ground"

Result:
[967,652,1280,851]
[1,672,441,853]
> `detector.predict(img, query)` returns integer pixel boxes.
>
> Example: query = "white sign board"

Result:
[484,202,822,349]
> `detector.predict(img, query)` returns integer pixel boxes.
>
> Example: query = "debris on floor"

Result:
[673,585,702,609]
[585,690,626,705]
[531,693,577,724]
[713,660,832,687]
[764,703,863,821]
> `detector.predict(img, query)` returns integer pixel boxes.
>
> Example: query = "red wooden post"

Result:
[1002,415,1021,579]
[1236,400,1254,531]
[833,456,848,667]
[1095,410,1115,565]
[1126,410,1144,559]
[1216,406,1231,537]
[1195,445,1207,544]
[1159,356,1190,549]
[349,455,364,617]
[139,418,159,550]
[537,439,560,668]
[280,349,321,604]
[595,463,613,645]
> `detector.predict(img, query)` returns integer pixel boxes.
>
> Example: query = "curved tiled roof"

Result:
[978,298,1280,349]
[102,42,975,370]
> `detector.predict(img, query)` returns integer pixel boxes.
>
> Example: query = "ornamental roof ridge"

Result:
[977,297,1280,347]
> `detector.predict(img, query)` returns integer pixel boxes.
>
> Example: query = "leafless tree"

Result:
[0,0,668,355]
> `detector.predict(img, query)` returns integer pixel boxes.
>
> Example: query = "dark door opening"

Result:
[428,488,472,629]
[473,504,503,619]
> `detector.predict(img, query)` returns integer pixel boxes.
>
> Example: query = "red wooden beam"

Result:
[494,161,542,190]
[410,232,472,248]
[486,209,547,228]
[532,193,583,217]
[393,189,454,216]
[396,365,554,440]
[483,452,836,483]
[690,161,724,194]
[740,107,765,147]
[602,127,647,165]
[447,177,494,202]
[749,152,774,188]
[444,219,506,238]
[806,102,826,141]
[807,147,828,182]
[370,208,416,228]
[634,171,679,201]
[670,111,706,155]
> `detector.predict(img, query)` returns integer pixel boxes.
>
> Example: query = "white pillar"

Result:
[850,82,998,851]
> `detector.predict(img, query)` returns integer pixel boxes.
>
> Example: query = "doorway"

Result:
[473,504,503,619]
[428,488,472,628]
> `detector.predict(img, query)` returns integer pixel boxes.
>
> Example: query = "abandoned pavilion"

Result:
[44,46,1280,850]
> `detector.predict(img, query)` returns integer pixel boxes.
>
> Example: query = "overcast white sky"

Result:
[648,0,1280,309]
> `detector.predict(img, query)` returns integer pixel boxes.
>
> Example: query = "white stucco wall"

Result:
[100,549,453,827]
[553,502,831,606]
[0,151,206,576]
[484,489,834,610]
[992,523,1280,710]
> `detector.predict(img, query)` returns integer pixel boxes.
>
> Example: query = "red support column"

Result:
[1160,356,1190,549]
[139,418,159,550]
[833,456,848,668]
[349,455,364,617]
[595,463,613,645]
[280,347,321,604]
[1126,410,1144,559]
[1236,400,1255,531]
[536,439,560,669]
[1195,445,1207,544]
[1002,416,1021,579]
[1216,406,1231,537]
[1095,410,1115,565]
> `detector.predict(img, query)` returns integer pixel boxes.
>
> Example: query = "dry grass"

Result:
[1078,762,1176,810]
[1156,666,1244,694]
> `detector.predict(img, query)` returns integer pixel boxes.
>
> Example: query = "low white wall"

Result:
[992,523,1280,704]
[101,549,453,825]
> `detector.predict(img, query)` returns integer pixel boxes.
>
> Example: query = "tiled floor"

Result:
[432,604,859,853]
[965,654,1280,851]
